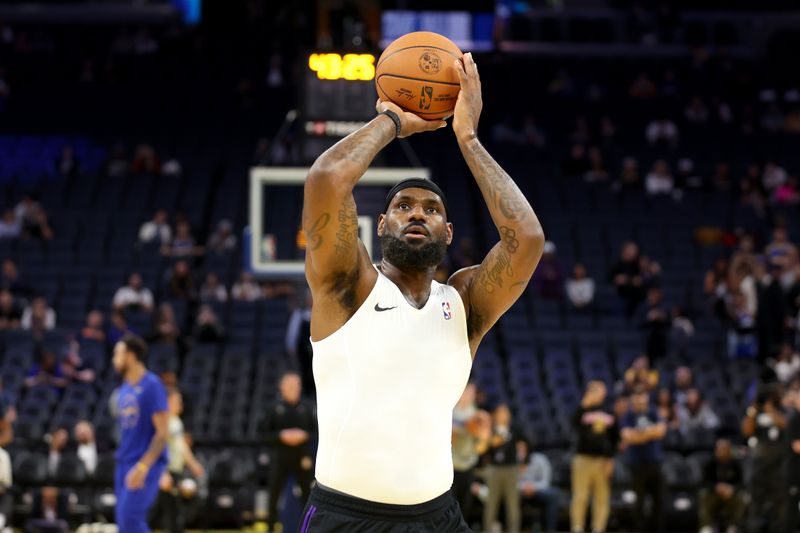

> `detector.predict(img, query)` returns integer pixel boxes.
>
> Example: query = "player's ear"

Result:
[446,222,453,245]
[377,214,386,236]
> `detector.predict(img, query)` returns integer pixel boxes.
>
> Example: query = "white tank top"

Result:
[311,269,473,504]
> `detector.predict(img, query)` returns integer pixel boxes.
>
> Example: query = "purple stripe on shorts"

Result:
[300,504,317,533]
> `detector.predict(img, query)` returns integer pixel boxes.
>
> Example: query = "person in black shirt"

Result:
[698,438,744,533]
[260,371,317,532]
[482,404,526,533]
[609,241,645,316]
[742,384,787,533]
[571,380,619,533]
[786,390,800,533]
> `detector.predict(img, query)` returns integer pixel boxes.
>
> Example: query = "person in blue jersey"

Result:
[113,335,169,533]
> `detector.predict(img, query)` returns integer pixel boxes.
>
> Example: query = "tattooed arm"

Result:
[303,100,446,338]
[447,54,545,353]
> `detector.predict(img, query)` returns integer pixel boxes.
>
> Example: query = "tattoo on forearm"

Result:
[327,120,393,173]
[464,141,531,223]
[305,213,330,251]
[478,251,514,294]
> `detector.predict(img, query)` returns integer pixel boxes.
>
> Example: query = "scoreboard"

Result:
[300,52,378,162]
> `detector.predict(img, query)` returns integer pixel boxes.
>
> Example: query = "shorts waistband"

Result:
[308,484,452,522]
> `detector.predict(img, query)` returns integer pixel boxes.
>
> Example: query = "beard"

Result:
[381,233,447,272]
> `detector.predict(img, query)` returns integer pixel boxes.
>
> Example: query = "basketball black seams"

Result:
[374,303,397,312]
[376,74,460,87]
[376,45,462,68]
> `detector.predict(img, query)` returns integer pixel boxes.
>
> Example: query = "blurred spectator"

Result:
[14,194,53,240]
[677,388,720,434]
[655,387,679,430]
[522,116,546,148]
[708,162,730,192]
[453,237,478,271]
[726,291,757,358]
[24,350,66,390]
[669,306,695,353]
[645,118,679,147]
[0,67,9,112]
[762,161,788,193]
[112,273,154,313]
[533,241,563,300]
[46,428,69,477]
[703,258,729,302]
[286,289,313,394]
[621,388,666,533]
[645,160,674,196]
[1,259,30,297]
[199,272,228,303]
[106,143,129,177]
[698,438,745,533]
[519,450,560,533]
[163,220,203,257]
[193,305,225,343]
[566,263,595,310]
[161,158,182,177]
[623,356,659,394]
[771,343,800,384]
[232,271,262,301]
[760,104,784,132]
[612,156,641,192]
[61,341,96,385]
[139,210,171,246]
[584,147,609,183]
[207,219,237,253]
[562,144,590,178]
[765,226,797,268]
[775,175,800,205]
[629,72,657,100]
[131,144,160,175]
[672,366,694,408]
[637,287,669,360]
[74,421,97,475]
[547,68,576,98]
[0,209,20,239]
[599,116,616,143]
[21,297,56,331]
[151,303,181,346]
[55,145,79,179]
[786,389,800,533]
[571,381,617,533]
[610,241,644,315]
[684,96,710,124]
[27,486,69,533]
[638,255,662,289]
[167,260,196,301]
[569,115,592,145]
[107,309,135,346]
[676,158,703,190]
[0,289,20,329]
[79,310,105,343]
[742,384,788,532]
[452,382,491,524]
[483,404,525,533]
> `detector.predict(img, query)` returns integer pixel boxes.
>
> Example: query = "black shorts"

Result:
[297,484,472,532]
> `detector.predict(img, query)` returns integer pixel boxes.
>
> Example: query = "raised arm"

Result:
[303,101,445,338]
[447,53,545,351]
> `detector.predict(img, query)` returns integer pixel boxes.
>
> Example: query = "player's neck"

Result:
[124,363,147,385]
[379,259,435,309]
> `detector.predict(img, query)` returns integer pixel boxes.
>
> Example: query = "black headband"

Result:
[384,178,449,220]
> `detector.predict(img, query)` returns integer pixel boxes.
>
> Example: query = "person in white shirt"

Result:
[112,273,154,312]
[138,210,172,246]
[74,421,97,475]
[645,160,674,196]
[0,210,20,240]
[772,343,800,384]
[231,271,261,302]
[566,263,595,309]
[645,118,679,147]
[21,297,56,331]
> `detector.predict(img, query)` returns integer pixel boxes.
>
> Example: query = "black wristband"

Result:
[381,109,402,138]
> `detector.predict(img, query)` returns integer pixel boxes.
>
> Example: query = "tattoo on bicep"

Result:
[478,251,514,294]
[333,201,358,257]
[305,213,331,251]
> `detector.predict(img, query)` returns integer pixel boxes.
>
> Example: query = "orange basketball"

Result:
[375,31,463,120]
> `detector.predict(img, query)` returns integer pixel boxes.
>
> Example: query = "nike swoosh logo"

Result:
[374,303,397,312]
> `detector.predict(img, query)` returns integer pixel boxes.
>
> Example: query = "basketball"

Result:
[375,31,463,120]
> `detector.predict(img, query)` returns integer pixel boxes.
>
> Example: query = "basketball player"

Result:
[299,52,545,532]
[112,335,169,533]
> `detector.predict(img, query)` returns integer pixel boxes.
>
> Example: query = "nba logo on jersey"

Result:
[442,301,452,320]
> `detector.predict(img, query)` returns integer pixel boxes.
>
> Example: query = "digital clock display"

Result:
[308,53,376,81]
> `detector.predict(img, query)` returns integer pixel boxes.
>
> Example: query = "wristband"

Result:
[381,110,401,138]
